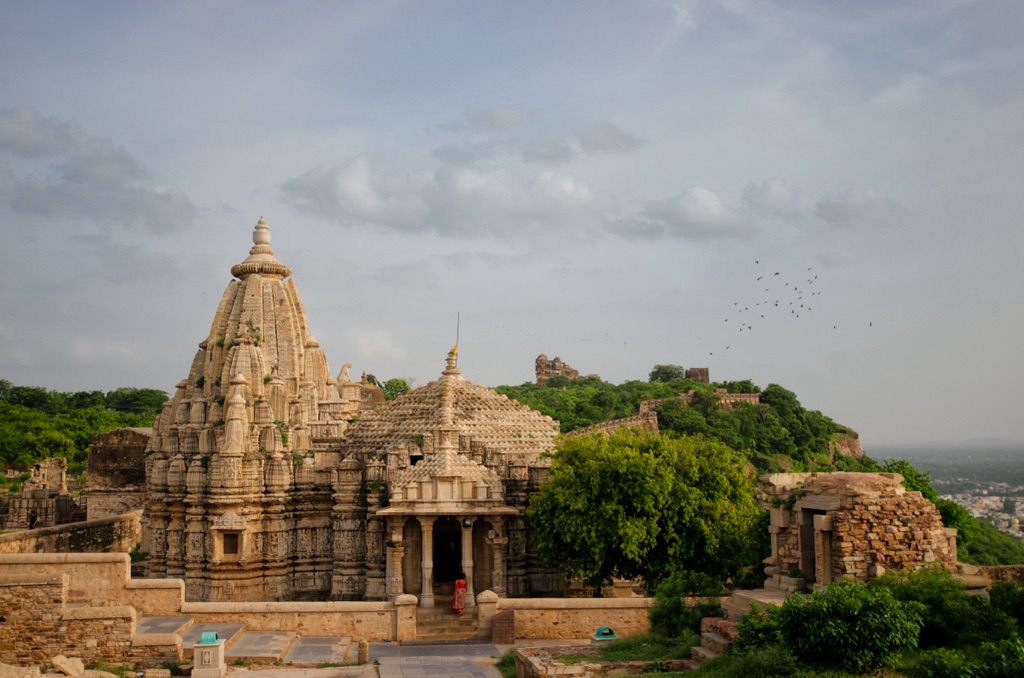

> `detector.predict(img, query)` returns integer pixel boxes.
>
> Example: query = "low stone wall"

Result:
[496,597,653,640]
[181,601,400,641]
[979,565,1024,586]
[0,573,181,669]
[0,552,137,605]
[0,511,141,554]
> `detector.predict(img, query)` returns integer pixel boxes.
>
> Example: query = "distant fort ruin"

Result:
[535,354,709,387]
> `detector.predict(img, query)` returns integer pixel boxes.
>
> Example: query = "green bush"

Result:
[990,580,1024,624]
[871,567,1014,648]
[976,633,1024,677]
[909,647,976,678]
[649,571,723,636]
[733,604,784,650]
[777,581,924,673]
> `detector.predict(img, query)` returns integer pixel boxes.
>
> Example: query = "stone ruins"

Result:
[761,472,957,592]
[3,457,79,530]
[142,218,563,604]
[534,354,583,385]
[85,427,151,520]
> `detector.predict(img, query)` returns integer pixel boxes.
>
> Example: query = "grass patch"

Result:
[495,648,517,678]
[316,662,356,668]
[85,663,134,677]
[229,658,253,668]
[599,632,701,661]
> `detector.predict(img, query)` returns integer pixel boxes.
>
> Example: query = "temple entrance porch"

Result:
[383,512,512,607]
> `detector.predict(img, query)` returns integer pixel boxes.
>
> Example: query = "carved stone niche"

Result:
[212,511,246,563]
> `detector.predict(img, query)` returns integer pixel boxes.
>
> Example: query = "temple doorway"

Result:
[433,517,462,592]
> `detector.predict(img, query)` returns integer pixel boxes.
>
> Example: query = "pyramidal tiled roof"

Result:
[392,449,500,486]
[339,356,559,462]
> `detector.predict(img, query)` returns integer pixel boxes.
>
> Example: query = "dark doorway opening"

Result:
[433,517,462,584]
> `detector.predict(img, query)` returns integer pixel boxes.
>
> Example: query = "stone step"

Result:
[700,616,740,640]
[688,644,720,666]
[700,631,733,655]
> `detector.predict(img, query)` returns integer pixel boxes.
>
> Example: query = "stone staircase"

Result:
[414,605,480,643]
[683,588,790,670]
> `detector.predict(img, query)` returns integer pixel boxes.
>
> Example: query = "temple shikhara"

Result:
[142,218,562,604]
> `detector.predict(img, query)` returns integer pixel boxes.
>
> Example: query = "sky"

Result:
[1,1,1022,450]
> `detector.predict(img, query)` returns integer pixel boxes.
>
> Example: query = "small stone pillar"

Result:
[476,589,499,640]
[419,516,435,607]
[394,593,418,642]
[357,639,370,664]
[192,636,226,678]
[461,518,476,607]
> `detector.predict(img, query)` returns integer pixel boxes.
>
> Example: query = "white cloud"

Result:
[743,177,812,220]
[616,186,751,240]
[0,107,196,231]
[745,177,905,228]
[281,156,613,238]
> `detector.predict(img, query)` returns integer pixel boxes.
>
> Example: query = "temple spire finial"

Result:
[231,216,292,280]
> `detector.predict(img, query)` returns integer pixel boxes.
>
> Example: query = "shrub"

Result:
[990,580,1024,624]
[871,567,1014,647]
[649,571,723,636]
[777,581,924,673]
[909,647,976,678]
[733,604,784,650]
[976,633,1024,678]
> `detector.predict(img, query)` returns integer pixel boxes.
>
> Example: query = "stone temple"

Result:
[143,218,562,604]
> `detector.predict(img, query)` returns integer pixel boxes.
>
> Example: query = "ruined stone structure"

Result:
[761,472,957,592]
[143,219,561,604]
[4,457,78,530]
[684,367,709,384]
[535,354,583,385]
[85,427,151,520]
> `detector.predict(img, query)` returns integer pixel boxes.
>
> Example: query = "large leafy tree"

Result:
[527,428,759,589]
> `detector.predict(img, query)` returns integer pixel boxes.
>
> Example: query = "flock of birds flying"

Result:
[704,260,872,357]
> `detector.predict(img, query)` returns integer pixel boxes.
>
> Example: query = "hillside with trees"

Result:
[0,379,167,486]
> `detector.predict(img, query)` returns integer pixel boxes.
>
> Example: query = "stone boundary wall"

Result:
[181,600,400,641]
[565,412,659,438]
[0,573,181,669]
[495,597,653,639]
[0,511,141,554]
[979,565,1024,586]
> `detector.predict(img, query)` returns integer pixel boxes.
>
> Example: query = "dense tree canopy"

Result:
[527,428,760,589]
[0,380,167,476]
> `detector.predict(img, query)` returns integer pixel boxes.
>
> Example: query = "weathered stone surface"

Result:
[762,472,956,590]
[49,657,83,677]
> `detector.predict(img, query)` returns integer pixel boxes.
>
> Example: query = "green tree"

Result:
[649,364,686,383]
[527,428,759,588]
[382,378,411,401]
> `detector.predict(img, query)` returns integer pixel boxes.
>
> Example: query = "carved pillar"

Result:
[487,517,508,597]
[419,516,435,607]
[461,517,476,608]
